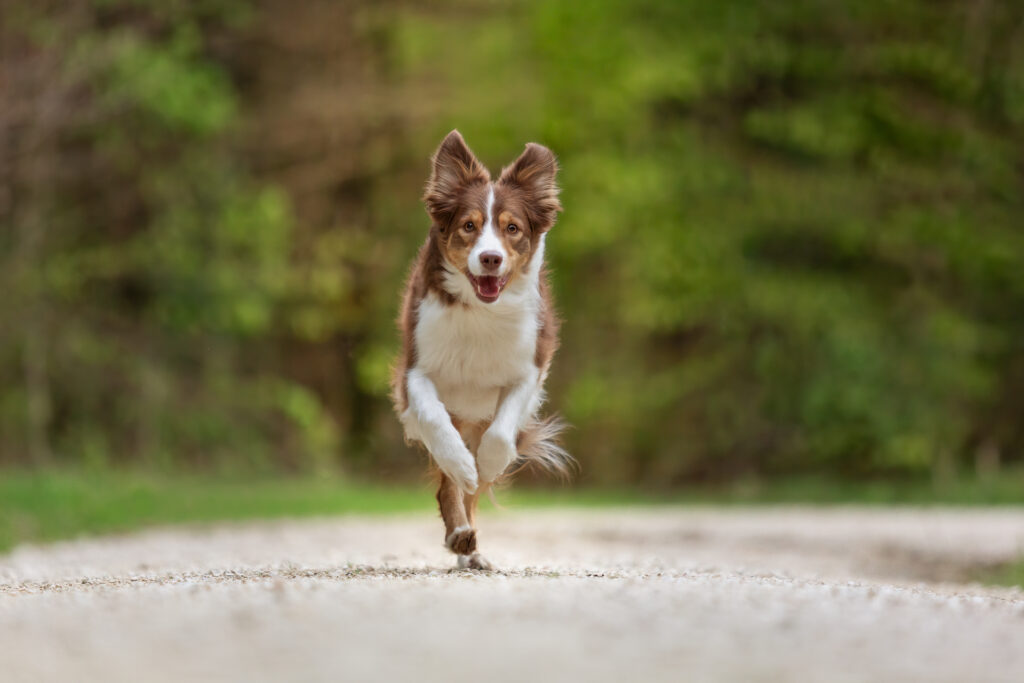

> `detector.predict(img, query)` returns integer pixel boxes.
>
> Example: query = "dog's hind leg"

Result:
[437,421,493,570]
[437,472,476,557]
[460,488,494,571]
[455,420,492,570]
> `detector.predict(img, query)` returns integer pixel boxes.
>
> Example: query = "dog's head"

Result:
[423,130,561,304]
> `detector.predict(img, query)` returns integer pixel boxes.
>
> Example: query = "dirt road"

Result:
[2,507,1023,682]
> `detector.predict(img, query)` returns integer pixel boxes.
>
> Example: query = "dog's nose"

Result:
[479,251,503,271]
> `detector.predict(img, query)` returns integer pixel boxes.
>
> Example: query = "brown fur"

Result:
[436,473,475,553]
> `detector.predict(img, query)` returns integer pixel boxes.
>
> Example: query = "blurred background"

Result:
[2,0,1024,517]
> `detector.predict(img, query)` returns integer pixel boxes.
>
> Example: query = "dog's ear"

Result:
[498,143,561,232]
[423,130,489,228]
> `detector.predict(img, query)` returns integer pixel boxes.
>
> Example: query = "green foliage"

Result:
[1,0,335,473]
[2,0,1023,487]
[101,27,236,135]
[384,0,1024,484]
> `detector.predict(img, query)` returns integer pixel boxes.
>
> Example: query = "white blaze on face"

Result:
[467,186,508,277]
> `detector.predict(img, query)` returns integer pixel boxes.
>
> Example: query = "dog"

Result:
[391,130,573,570]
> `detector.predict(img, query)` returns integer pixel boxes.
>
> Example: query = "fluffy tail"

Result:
[510,415,576,480]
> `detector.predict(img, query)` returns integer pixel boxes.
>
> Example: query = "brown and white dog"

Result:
[391,130,573,570]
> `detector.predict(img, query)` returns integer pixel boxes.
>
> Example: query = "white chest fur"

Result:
[414,284,539,423]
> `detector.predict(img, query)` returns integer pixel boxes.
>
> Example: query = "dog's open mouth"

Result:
[468,274,509,303]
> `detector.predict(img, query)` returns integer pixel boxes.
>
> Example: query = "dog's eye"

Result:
[463,221,475,232]
[506,224,518,234]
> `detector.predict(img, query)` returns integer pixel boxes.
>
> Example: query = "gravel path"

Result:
[2,507,1023,682]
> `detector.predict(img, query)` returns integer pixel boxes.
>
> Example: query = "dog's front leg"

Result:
[478,367,540,483]
[405,368,479,494]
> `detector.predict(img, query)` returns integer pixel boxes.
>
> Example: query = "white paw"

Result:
[447,457,479,495]
[477,430,517,483]
[433,440,479,494]
[457,552,494,571]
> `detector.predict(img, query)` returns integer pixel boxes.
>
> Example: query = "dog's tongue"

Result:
[476,276,501,298]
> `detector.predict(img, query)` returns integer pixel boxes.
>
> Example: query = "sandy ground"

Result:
[1,507,1024,682]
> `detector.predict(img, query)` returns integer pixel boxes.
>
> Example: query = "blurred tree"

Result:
[2,0,1022,486]
[1,0,336,473]
[383,0,1024,485]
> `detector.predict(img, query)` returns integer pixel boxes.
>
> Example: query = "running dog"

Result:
[391,130,573,569]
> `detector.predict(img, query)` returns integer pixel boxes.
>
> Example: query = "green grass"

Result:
[2,469,1024,554]
[978,558,1024,589]
[504,473,1024,507]
[0,470,432,554]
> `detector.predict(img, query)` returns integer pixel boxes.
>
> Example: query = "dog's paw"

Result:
[449,460,479,495]
[433,441,479,494]
[445,525,477,555]
[477,430,517,483]
[457,552,494,571]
